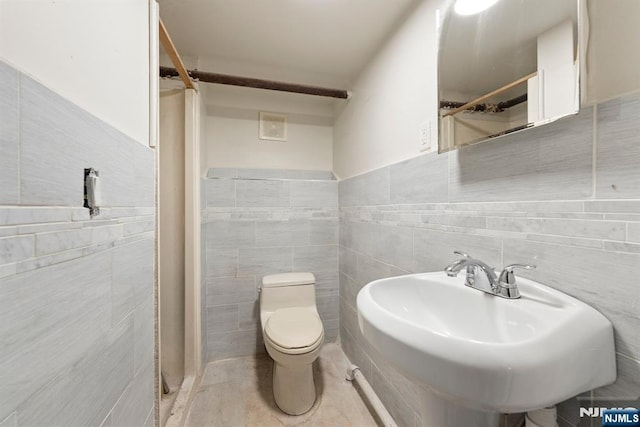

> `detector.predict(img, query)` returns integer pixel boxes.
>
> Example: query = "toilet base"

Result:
[272,361,316,415]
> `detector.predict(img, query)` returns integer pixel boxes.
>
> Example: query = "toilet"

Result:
[260,272,325,415]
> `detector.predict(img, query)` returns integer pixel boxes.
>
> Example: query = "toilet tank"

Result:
[260,272,317,314]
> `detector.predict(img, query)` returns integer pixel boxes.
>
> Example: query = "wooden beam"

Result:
[443,72,537,117]
[159,67,349,99]
[158,18,195,90]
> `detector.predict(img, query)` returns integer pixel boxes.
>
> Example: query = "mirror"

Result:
[438,0,581,153]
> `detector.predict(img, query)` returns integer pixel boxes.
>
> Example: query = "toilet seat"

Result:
[264,307,323,355]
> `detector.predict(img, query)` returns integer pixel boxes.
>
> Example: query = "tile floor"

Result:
[184,343,379,426]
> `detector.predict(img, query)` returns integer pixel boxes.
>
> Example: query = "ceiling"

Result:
[157,0,418,88]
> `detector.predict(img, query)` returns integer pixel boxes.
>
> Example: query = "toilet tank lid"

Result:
[262,272,315,288]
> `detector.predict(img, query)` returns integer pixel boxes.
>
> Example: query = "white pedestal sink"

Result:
[357,272,616,423]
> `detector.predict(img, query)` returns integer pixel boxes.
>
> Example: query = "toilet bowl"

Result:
[260,272,325,415]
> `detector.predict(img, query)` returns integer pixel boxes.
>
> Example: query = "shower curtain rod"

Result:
[159,66,350,99]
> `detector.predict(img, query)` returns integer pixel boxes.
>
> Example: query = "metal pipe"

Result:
[443,71,537,117]
[346,364,397,427]
[525,406,558,427]
[498,93,528,109]
[159,66,350,99]
[440,92,528,113]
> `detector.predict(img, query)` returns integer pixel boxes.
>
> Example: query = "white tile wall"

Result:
[0,412,17,427]
[19,76,154,207]
[596,96,640,199]
[449,109,594,202]
[0,61,155,426]
[203,171,339,361]
[0,62,19,205]
[339,92,640,427]
[16,319,134,426]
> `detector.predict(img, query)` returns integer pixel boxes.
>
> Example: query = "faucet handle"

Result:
[498,264,536,285]
[453,250,471,259]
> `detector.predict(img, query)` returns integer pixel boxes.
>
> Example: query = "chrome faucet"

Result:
[444,251,535,299]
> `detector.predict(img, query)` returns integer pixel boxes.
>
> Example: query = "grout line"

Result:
[626,222,629,242]
[447,150,451,204]
[385,166,391,204]
[592,104,598,199]
[30,232,35,258]
[233,180,236,208]
[17,71,21,205]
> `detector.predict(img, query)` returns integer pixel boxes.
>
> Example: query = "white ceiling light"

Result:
[454,0,499,16]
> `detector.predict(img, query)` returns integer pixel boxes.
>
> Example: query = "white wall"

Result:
[204,84,334,172]
[0,0,150,145]
[586,0,640,104]
[333,0,440,179]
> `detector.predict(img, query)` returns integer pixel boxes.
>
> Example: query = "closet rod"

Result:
[159,66,350,99]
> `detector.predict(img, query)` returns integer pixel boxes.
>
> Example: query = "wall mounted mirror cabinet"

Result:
[438,0,582,153]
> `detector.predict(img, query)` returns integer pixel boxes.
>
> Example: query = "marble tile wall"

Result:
[339,94,640,427]
[203,169,339,361]
[0,60,155,426]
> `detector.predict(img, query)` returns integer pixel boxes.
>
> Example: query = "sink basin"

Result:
[357,272,616,413]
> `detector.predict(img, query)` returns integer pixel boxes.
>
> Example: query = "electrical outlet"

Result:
[419,120,432,152]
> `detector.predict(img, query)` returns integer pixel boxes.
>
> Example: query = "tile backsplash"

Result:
[339,93,640,427]
[0,60,155,426]
[203,169,339,361]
